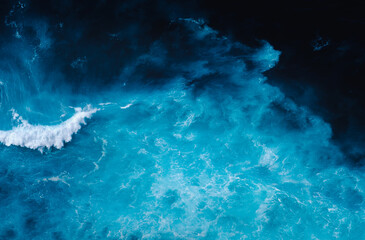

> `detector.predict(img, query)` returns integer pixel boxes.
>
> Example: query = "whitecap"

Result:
[120,103,133,109]
[0,105,97,152]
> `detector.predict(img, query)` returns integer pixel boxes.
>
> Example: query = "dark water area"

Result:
[196,0,365,166]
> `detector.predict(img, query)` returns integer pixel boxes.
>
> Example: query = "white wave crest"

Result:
[0,105,97,152]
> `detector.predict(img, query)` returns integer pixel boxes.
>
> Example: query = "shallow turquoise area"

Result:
[0,19,364,239]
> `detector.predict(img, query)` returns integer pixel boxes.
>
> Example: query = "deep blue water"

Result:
[0,13,364,240]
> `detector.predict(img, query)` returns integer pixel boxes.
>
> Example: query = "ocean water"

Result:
[0,18,364,240]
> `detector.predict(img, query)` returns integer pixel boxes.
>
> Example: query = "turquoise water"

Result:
[0,19,364,239]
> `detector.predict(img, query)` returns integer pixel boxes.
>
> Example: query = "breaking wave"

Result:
[0,105,97,152]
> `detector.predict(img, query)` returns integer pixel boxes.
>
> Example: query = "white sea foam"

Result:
[0,105,97,152]
[120,103,133,109]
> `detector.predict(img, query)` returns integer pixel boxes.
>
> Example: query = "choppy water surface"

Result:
[0,17,364,239]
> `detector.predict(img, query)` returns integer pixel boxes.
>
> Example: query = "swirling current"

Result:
[0,3,364,240]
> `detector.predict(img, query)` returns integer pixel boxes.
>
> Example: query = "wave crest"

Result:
[0,105,97,152]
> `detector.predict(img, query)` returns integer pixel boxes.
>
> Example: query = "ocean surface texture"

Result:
[0,3,364,240]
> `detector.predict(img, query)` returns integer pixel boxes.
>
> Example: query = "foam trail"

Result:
[0,105,97,152]
[120,103,133,109]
